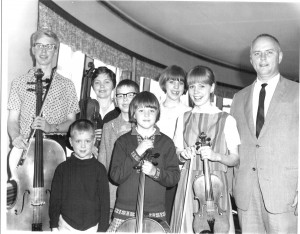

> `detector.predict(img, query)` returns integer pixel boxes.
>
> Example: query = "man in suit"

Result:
[230,34,298,233]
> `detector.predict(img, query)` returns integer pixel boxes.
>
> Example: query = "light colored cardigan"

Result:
[98,114,132,209]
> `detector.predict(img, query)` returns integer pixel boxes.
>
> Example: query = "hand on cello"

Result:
[136,139,157,177]
[180,146,196,160]
[12,135,28,150]
[95,128,102,142]
[179,145,220,162]
[136,138,153,156]
[142,160,157,177]
[197,145,221,162]
[31,116,52,133]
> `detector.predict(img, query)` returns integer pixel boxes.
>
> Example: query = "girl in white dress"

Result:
[156,65,191,224]
[171,65,240,233]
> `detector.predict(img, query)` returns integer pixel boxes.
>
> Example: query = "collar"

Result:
[191,104,220,114]
[255,73,280,88]
[106,102,116,113]
[100,101,115,118]
[71,152,95,161]
[28,67,59,81]
[131,126,161,138]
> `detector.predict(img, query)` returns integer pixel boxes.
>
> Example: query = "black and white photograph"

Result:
[1,0,299,233]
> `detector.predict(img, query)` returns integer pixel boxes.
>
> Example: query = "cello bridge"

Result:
[31,201,45,206]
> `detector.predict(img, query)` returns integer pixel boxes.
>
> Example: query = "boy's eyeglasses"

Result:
[116,92,136,99]
[34,43,57,51]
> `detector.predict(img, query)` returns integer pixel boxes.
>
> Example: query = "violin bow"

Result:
[180,146,195,232]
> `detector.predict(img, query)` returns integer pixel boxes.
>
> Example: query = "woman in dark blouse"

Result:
[91,66,120,142]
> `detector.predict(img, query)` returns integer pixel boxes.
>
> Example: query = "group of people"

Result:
[7,28,298,233]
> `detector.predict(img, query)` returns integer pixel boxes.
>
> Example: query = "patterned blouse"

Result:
[8,68,80,137]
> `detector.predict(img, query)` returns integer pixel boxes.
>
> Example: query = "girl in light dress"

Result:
[170,65,240,233]
[156,65,191,224]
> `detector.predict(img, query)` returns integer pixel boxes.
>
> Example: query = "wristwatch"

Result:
[55,124,59,132]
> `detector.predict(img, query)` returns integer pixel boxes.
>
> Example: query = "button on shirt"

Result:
[8,68,80,137]
[252,74,280,127]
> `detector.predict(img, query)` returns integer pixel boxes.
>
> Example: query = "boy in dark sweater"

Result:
[107,91,180,232]
[49,119,110,232]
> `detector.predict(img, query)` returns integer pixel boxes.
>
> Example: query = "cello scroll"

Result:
[78,62,101,148]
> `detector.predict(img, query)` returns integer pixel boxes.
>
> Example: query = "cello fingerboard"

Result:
[32,187,45,231]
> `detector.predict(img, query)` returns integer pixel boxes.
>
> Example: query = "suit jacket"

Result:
[230,76,299,213]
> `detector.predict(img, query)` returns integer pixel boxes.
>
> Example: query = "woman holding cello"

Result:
[171,66,240,233]
[90,66,120,145]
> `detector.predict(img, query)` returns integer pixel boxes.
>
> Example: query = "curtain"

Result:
[215,84,239,99]
[38,2,163,82]
[38,1,239,99]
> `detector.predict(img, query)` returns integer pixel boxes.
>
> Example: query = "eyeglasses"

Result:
[116,92,136,99]
[34,43,57,51]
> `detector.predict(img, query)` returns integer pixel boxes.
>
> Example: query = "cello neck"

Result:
[79,61,95,119]
[34,69,44,188]
[33,68,45,231]
[135,170,146,233]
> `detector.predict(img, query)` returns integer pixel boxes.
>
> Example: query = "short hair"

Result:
[251,33,281,53]
[186,65,215,86]
[92,66,116,88]
[158,65,188,93]
[31,29,60,48]
[116,79,139,94]
[129,91,160,123]
[69,119,95,138]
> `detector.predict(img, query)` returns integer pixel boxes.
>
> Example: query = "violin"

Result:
[7,68,65,230]
[116,149,170,233]
[192,132,229,233]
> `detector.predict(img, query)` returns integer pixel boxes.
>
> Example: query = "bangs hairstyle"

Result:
[159,65,188,93]
[31,29,60,48]
[92,66,116,88]
[187,65,215,86]
[129,91,160,123]
[116,79,139,94]
[69,119,95,138]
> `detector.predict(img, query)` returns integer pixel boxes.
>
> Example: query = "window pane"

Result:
[223,97,233,113]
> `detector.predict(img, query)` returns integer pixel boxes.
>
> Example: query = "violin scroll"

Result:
[195,132,211,151]
[34,69,44,79]
[133,149,160,170]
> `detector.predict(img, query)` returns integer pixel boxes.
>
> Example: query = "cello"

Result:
[116,149,170,233]
[7,68,65,231]
[78,62,101,148]
[193,132,229,233]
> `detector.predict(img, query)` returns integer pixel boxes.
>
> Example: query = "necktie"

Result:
[256,83,268,138]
